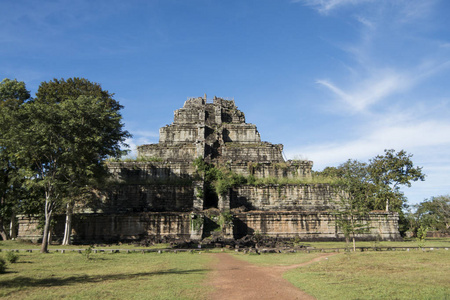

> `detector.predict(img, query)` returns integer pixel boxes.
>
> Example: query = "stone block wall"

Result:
[233,211,401,241]
[137,144,198,161]
[17,216,42,242]
[221,143,284,163]
[159,125,199,143]
[72,213,193,242]
[231,184,343,211]
[228,160,313,179]
[108,161,194,181]
[17,213,195,243]
[222,124,261,143]
[103,185,194,213]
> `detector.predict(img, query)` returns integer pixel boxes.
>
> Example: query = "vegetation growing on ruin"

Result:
[224,142,265,148]
[194,157,341,199]
[217,210,233,229]
[193,157,247,196]
[251,175,343,186]
[190,214,204,231]
[106,156,164,163]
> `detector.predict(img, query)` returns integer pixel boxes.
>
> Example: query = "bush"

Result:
[0,258,6,273]
[6,251,19,264]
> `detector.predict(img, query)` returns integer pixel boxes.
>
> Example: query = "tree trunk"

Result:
[40,197,54,253]
[48,225,53,245]
[0,217,8,241]
[351,217,356,252]
[62,202,73,245]
[385,196,389,212]
[9,212,17,239]
[0,195,10,240]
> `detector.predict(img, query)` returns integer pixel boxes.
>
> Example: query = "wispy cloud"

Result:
[317,69,409,113]
[123,130,159,157]
[292,0,374,14]
[286,118,450,168]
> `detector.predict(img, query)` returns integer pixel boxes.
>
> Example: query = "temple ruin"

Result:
[18,96,401,243]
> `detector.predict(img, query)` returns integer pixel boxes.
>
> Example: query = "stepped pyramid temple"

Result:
[18,96,401,243]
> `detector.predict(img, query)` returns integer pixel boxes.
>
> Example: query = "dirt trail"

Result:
[207,252,336,300]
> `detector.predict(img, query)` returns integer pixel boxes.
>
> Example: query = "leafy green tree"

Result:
[13,78,130,252]
[368,149,425,212]
[316,150,425,242]
[0,79,32,240]
[318,160,377,211]
[328,160,372,250]
[414,195,450,233]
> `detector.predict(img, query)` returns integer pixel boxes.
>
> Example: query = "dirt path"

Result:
[207,252,336,300]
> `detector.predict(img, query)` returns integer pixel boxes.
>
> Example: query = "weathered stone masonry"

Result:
[17,96,401,242]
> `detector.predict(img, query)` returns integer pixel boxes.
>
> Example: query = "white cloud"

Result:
[123,130,159,157]
[286,117,450,169]
[292,0,374,14]
[356,16,375,29]
[285,118,450,205]
[317,70,409,113]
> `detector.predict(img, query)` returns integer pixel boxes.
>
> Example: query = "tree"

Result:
[318,160,377,211]
[368,149,425,212]
[328,160,372,251]
[414,195,450,233]
[0,79,32,240]
[14,78,130,252]
[315,150,425,241]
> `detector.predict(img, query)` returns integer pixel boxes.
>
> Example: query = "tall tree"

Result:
[14,78,130,252]
[414,195,450,232]
[0,79,31,240]
[325,160,373,250]
[368,149,425,212]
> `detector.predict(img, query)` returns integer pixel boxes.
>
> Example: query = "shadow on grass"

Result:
[0,268,208,296]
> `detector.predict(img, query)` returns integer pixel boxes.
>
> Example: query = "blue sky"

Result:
[1,0,449,206]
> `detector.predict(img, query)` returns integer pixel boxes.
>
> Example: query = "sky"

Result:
[1,0,449,206]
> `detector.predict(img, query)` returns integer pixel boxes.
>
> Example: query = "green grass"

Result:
[284,250,450,300]
[0,251,213,299]
[2,237,449,251]
[0,240,171,250]
[296,237,450,249]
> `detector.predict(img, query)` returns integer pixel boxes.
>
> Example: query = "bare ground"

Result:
[207,252,336,300]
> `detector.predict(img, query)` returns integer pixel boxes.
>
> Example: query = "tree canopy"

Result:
[0,78,33,240]
[413,195,450,233]
[1,77,130,250]
[368,149,425,211]
[315,149,425,213]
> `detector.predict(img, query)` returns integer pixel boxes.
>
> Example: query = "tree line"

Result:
[0,78,130,253]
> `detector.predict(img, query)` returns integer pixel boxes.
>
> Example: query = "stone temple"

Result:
[18,96,401,243]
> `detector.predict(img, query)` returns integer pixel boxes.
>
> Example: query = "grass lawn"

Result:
[2,237,449,251]
[297,237,450,249]
[0,251,214,300]
[285,250,450,300]
[0,240,171,250]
